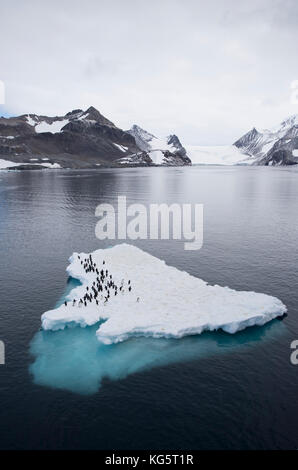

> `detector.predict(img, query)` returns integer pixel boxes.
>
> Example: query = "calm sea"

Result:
[0,166,298,449]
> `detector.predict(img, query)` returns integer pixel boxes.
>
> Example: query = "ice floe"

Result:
[41,244,287,344]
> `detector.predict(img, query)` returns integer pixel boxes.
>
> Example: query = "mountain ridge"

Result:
[0,107,190,169]
[234,114,298,165]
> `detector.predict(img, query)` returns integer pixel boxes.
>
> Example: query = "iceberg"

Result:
[41,244,287,344]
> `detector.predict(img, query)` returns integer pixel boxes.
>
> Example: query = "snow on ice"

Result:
[41,244,287,344]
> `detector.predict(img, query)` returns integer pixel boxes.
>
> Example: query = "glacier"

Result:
[186,145,248,165]
[41,244,287,344]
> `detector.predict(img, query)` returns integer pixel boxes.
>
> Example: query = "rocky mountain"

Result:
[234,114,298,166]
[126,125,191,166]
[0,107,190,169]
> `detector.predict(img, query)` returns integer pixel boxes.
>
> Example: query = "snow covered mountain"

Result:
[234,114,298,166]
[2,106,296,169]
[187,114,298,166]
[126,124,191,166]
[0,108,190,169]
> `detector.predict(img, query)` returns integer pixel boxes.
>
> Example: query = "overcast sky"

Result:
[0,0,297,144]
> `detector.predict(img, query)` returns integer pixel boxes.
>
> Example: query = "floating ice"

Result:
[41,244,287,344]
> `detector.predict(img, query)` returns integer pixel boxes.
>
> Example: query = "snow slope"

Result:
[35,119,69,134]
[41,244,286,344]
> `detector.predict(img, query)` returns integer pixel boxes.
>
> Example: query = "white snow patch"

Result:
[26,115,37,127]
[41,162,61,169]
[149,149,165,164]
[292,150,298,157]
[113,143,128,152]
[77,113,88,120]
[261,140,277,154]
[41,244,286,344]
[35,119,69,134]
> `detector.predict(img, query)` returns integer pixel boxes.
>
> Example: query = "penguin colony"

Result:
[64,254,134,308]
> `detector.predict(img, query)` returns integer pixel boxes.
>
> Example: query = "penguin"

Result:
[64,301,67,307]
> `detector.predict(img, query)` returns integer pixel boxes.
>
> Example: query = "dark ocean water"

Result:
[0,165,298,449]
